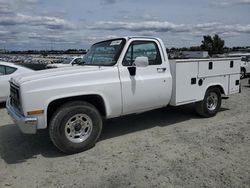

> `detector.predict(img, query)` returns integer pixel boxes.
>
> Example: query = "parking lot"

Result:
[0,78,249,188]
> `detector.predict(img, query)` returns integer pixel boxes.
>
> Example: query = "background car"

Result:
[0,61,33,102]
[46,56,84,69]
[241,55,250,79]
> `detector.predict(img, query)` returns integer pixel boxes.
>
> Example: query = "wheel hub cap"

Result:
[206,92,218,111]
[65,114,93,143]
[74,124,81,131]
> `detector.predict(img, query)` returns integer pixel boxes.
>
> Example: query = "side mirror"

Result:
[127,56,149,77]
[134,56,149,67]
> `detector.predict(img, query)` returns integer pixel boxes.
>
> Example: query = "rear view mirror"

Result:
[134,57,149,67]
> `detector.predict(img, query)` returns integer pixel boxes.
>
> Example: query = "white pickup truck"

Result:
[6,37,241,153]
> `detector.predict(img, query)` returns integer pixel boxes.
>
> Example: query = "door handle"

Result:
[157,68,166,73]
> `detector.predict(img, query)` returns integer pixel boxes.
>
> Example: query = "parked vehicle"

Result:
[0,61,33,102]
[240,55,250,79]
[46,56,84,69]
[6,37,241,153]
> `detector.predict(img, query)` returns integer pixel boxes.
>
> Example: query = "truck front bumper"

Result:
[6,98,37,134]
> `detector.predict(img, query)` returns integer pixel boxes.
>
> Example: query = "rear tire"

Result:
[49,101,102,154]
[195,87,221,117]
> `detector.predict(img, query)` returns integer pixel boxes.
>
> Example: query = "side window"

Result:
[5,66,17,75]
[0,65,5,75]
[74,58,83,64]
[123,41,162,66]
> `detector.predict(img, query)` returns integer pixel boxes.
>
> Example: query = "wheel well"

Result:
[47,95,106,124]
[207,85,225,95]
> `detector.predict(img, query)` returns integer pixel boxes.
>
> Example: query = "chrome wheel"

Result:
[64,114,93,143]
[206,92,218,111]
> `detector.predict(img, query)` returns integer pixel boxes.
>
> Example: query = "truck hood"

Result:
[12,66,106,85]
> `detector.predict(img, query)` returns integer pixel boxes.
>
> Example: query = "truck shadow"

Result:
[100,105,228,141]
[0,104,229,164]
[0,126,63,164]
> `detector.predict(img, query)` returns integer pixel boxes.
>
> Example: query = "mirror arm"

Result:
[127,66,136,76]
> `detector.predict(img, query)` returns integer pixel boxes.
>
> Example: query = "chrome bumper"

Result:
[6,97,37,134]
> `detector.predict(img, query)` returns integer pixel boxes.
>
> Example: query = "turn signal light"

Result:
[27,110,44,115]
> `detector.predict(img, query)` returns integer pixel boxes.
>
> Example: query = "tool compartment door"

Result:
[229,74,240,94]
[170,61,200,106]
[198,58,240,77]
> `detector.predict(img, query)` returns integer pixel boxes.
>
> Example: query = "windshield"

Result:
[83,39,126,66]
[61,57,73,64]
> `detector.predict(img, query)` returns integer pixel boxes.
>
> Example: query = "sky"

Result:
[0,0,250,50]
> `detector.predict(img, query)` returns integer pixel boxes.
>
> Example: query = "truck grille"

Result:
[10,82,21,112]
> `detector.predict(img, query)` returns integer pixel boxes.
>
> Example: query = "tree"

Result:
[212,34,225,55]
[201,34,224,56]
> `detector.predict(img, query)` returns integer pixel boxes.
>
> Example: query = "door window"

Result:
[0,65,5,75]
[5,66,17,75]
[123,41,162,66]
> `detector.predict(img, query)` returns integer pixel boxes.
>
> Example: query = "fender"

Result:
[202,83,227,99]
[44,92,111,128]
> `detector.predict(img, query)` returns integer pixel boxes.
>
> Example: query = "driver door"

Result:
[118,39,171,115]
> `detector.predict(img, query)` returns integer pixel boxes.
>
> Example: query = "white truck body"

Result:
[6,37,241,153]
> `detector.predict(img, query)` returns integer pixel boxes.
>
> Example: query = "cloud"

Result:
[238,0,250,4]
[88,21,250,37]
[88,21,189,33]
[0,4,13,14]
[0,13,74,30]
[211,0,250,6]
[194,23,250,37]
[0,0,249,49]
[0,0,37,13]
[0,0,78,49]
[0,0,74,30]
[101,0,116,4]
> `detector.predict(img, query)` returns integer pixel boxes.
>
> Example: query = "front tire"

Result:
[49,101,102,154]
[195,87,221,117]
